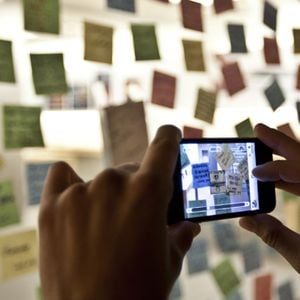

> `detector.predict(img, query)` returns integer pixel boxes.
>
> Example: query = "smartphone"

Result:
[168,138,276,224]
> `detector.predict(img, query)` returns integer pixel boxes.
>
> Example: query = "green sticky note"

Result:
[182,39,206,71]
[0,181,20,228]
[212,259,240,297]
[235,118,254,137]
[30,53,68,95]
[194,88,217,124]
[23,0,59,34]
[0,40,16,83]
[3,105,44,149]
[36,285,43,300]
[131,24,160,61]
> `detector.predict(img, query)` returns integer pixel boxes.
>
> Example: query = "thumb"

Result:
[239,214,300,273]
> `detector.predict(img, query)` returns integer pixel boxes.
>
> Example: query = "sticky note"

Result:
[102,101,149,166]
[107,0,135,12]
[0,181,20,228]
[186,239,208,274]
[278,281,294,300]
[131,24,160,61]
[216,145,235,171]
[264,78,285,111]
[226,173,242,195]
[296,65,300,90]
[263,1,277,31]
[151,71,176,108]
[294,29,300,53]
[84,22,113,64]
[192,163,210,188]
[3,105,44,149]
[26,163,52,205]
[169,280,182,299]
[183,126,203,138]
[222,62,246,96]
[36,285,43,300]
[213,222,239,252]
[296,101,300,122]
[213,0,234,14]
[0,40,16,83]
[23,0,59,34]
[240,241,261,273]
[255,274,272,300]
[227,24,247,53]
[211,259,240,297]
[194,88,217,124]
[235,118,254,137]
[263,37,280,64]
[30,53,68,95]
[0,230,38,281]
[277,123,296,140]
[181,0,203,32]
[182,40,205,71]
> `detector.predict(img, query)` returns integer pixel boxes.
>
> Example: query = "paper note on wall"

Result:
[0,181,20,228]
[0,40,16,83]
[84,22,113,64]
[107,0,135,12]
[213,222,239,252]
[194,88,217,124]
[181,0,203,32]
[23,0,59,34]
[186,239,208,274]
[3,105,44,149]
[263,37,280,64]
[278,281,294,300]
[263,1,277,31]
[131,24,160,61]
[264,78,285,111]
[182,40,205,71]
[277,123,296,140]
[296,101,300,122]
[235,118,254,137]
[296,65,300,90]
[0,230,38,281]
[213,0,234,14]
[255,273,272,300]
[240,241,261,273]
[183,126,203,138]
[222,62,246,96]
[227,24,247,53]
[294,29,300,53]
[216,145,235,171]
[151,71,176,108]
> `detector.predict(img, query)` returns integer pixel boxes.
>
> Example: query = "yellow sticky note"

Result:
[0,230,38,281]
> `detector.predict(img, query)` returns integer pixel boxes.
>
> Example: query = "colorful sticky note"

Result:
[131,24,160,61]
[23,0,59,34]
[240,241,261,273]
[36,285,43,300]
[264,79,285,111]
[227,24,247,53]
[194,88,217,124]
[181,0,203,32]
[222,62,246,96]
[186,238,208,274]
[30,53,68,95]
[296,65,300,90]
[235,118,254,137]
[183,126,203,138]
[264,37,280,64]
[84,22,113,64]
[213,222,239,252]
[0,181,20,228]
[213,0,234,14]
[3,105,44,149]
[293,29,300,54]
[0,230,38,281]
[255,274,272,300]
[182,40,205,71]
[0,40,16,83]
[151,71,176,108]
[211,259,240,297]
[277,123,296,140]
[107,0,135,12]
[192,163,210,188]
[263,1,277,31]
[278,281,294,300]
[216,145,235,171]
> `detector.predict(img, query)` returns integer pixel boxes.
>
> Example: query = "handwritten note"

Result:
[131,24,160,61]
[3,105,44,149]
[183,126,203,138]
[296,65,300,90]
[213,0,234,14]
[213,222,239,252]
[227,24,247,53]
[182,40,205,71]
[0,230,37,281]
[263,1,277,31]
[23,0,59,34]
[277,123,296,140]
[240,241,261,273]
[30,53,68,95]
[226,173,242,195]
[235,118,254,137]
[0,181,20,228]
[216,145,235,171]
[194,88,217,124]
[278,281,294,300]
[192,163,210,188]
[151,71,176,108]
[181,0,203,32]
[238,156,248,180]
[0,40,16,83]
[107,0,135,12]
[84,22,113,64]
[255,274,272,300]
[264,37,280,64]
[264,78,285,111]
[222,62,246,96]
[186,239,208,274]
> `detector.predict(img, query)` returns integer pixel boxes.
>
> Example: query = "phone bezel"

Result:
[168,137,276,224]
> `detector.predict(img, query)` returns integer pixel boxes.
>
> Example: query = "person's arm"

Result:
[239,123,300,273]
[39,125,201,300]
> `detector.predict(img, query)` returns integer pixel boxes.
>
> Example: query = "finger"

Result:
[255,123,300,160]
[239,214,300,273]
[116,162,140,174]
[253,160,300,183]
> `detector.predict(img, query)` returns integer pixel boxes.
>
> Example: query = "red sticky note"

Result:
[222,62,246,96]
[255,274,272,300]
[277,123,297,140]
[213,0,234,14]
[296,65,300,90]
[181,0,203,32]
[264,37,280,64]
[151,71,176,108]
[183,126,203,138]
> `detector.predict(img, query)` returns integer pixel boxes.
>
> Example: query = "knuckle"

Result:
[260,226,281,249]
[100,168,125,184]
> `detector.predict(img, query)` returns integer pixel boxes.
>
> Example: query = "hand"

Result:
[39,125,201,300]
[239,123,300,273]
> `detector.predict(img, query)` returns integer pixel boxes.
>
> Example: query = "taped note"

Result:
[263,1,277,31]
[235,118,254,137]
[213,222,239,252]
[216,145,235,171]
[264,78,285,111]
[194,88,217,124]
[0,40,16,83]
[226,173,242,195]
[183,126,203,138]
[186,239,208,274]
[294,29,300,53]
[107,0,135,12]
[182,40,205,71]
[255,274,272,300]
[192,163,210,188]
[240,241,261,273]
[222,62,246,96]
[227,24,247,53]
[213,0,234,14]
[181,0,203,32]
[297,65,300,90]
[264,37,280,64]
[278,281,294,300]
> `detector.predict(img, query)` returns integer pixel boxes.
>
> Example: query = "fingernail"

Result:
[252,165,263,177]
[239,217,257,232]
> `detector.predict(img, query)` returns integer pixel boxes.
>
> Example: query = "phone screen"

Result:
[180,141,259,219]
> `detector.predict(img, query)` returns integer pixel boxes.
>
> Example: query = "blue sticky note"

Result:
[213,222,239,252]
[192,163,210,188]
[278,281,294,300]
[107,0,135,13]
[186,238,209,274]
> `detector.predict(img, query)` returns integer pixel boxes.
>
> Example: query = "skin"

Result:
[239,123,300,273]
[39,125,201,300]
